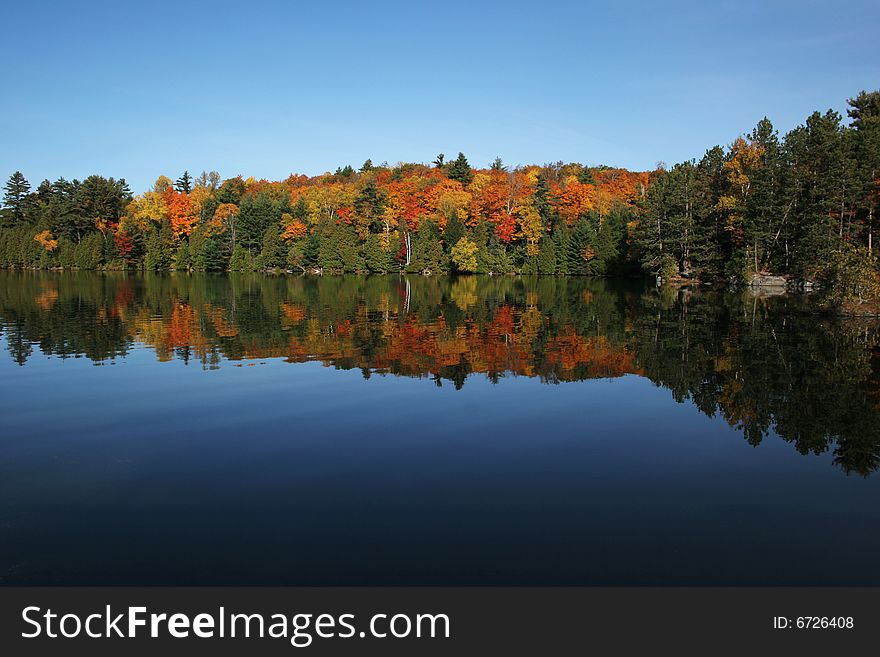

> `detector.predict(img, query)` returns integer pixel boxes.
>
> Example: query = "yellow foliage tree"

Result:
[126,190,167,230]
[451,236,479,272]
[514,196,544,256]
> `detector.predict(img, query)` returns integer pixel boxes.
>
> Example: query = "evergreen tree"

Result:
[291,196,309,225]
[409,219,445,273]
[199,194,218,225]
[567,217,598,275]
[577,168,596,184]
[471,220,492,273]
[301,232,319,269]
[785,111,850,275]
[635,163,708,279]
[742,118,784,272]
[317,218,343,271]
[691,146,727,277]
[553,226,571,275]
[848,91,880,256]
[187,230,206,270]
[353,180,385,237]
[337,223,364,272]
[2,171,31,223]
[216,177,245,205]
[593,212,623,275]
[534,175,558,231]
[175,240,191,271]
[44,178,92,243]
[144,220,175,271]
[536,236,557,274]
[363,233,391,273]
[520,248,538,274]
[443,213,465,254]
[446,152,473,186]
[238,192,276,253]
[482,233,514,273]
[175,170,192,193]
[229,244,253,272]
[257,224,286,269]
[76,175,131,231]
[200,237,226,271]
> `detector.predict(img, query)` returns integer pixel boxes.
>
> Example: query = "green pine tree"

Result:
[229,244,253,272]
[553,226,571,275]
[337,223,365,272]
[317,218,344,271]
[443,213,465,255]
[200,237,227,271]
[238,192,277,253]
[257,224,286,269]
[567,218,597,275]
[409,220,445,273]
[363,233,391,273]
[446,153,473,186]
[175,171,192,193]
[536,236,557,274]
[2,171,31,224]
[144,220,175,271]
[174,240,192,271]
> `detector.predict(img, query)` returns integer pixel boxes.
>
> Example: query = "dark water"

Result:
[1,271,879,585]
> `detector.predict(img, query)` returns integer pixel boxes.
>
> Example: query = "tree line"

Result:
[0,159,646,277]
[634,90,880,305]
[1,91,878,288]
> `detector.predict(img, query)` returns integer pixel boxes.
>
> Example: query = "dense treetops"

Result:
[0,155,649,276]
[636,91,880,289]
[1,90,878,291]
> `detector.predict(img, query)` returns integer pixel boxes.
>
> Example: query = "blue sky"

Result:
[2,0,878,192]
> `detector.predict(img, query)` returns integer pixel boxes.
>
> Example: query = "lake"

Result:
[1,271,879,585]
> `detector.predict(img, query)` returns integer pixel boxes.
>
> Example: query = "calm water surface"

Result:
[1,271,879,585]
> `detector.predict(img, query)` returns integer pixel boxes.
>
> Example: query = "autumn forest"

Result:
[1,91,878,304]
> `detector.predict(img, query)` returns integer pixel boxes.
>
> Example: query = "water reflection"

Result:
[2,271,879,476]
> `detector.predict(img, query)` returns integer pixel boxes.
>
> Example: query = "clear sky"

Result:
[2,0,878,192]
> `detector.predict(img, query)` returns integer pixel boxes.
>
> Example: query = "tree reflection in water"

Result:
[2,271,878,476]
